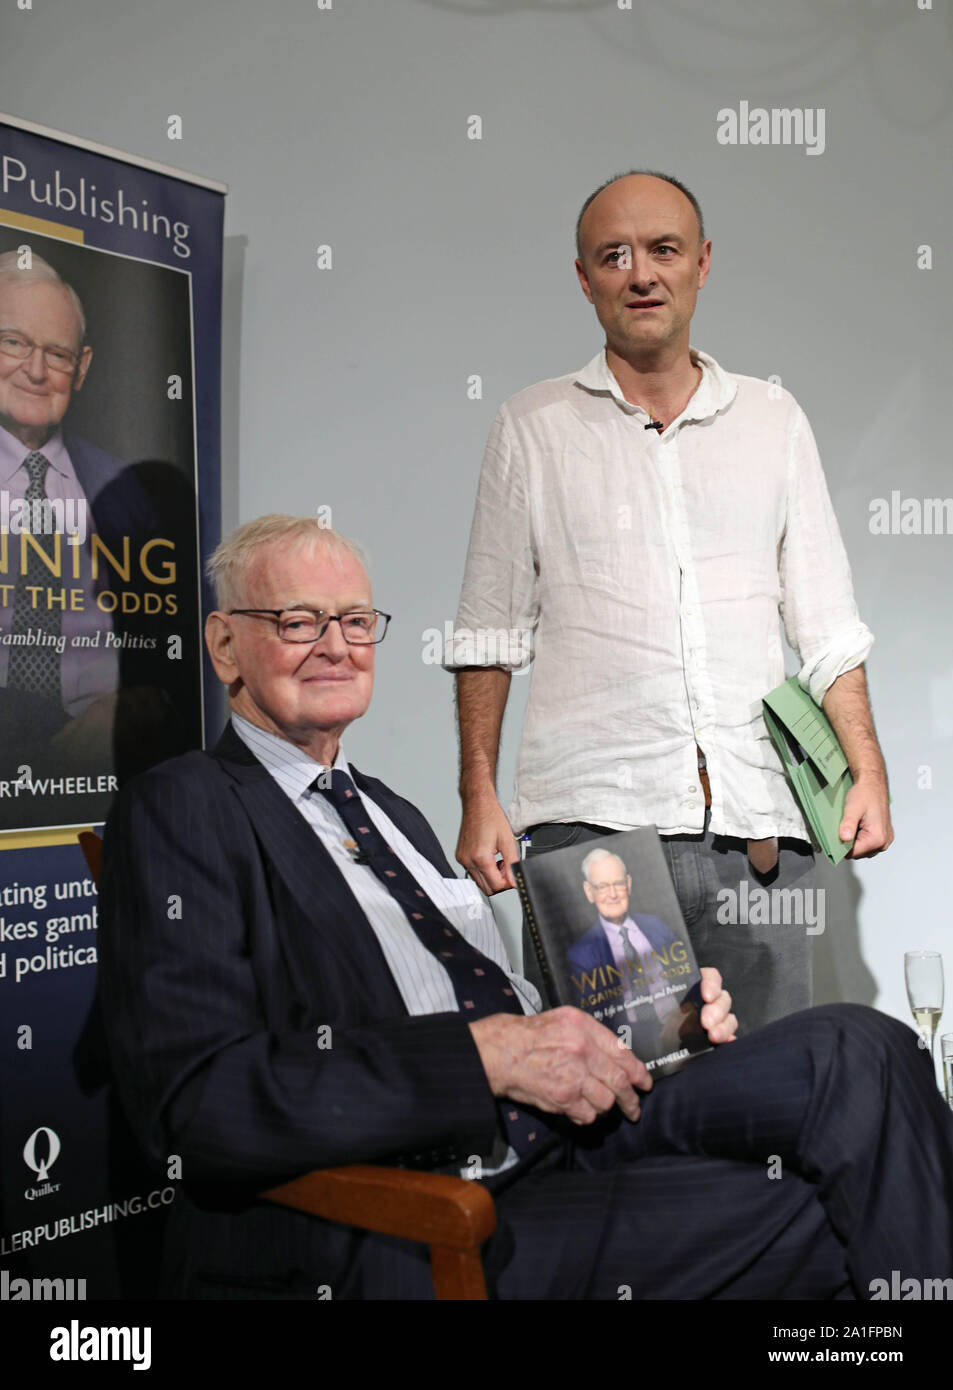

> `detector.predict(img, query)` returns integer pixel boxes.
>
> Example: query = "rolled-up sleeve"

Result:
[778,402,874,704]
[444,405,539,672]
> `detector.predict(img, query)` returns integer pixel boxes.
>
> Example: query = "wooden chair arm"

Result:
[78,830,103,883]
[262,1165,496,1247]
[261,1166,497,1299]
[79,832,493,1298]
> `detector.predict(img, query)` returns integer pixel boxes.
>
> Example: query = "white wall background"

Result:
[4,0,950,1037]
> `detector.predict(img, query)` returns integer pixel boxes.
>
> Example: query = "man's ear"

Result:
[574,257,595,305]
[205,612,240,685]
[696,238,712,291]
[72,345,93,394]
[582,881,596,905]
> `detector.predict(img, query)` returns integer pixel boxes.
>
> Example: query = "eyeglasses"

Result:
[0,330,81,374]
[228,608,391,645]
[589,878,628,895]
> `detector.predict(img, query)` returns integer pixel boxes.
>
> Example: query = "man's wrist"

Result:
[469,1015,514,1097]
[850,764,888,787]
[459,775,501,808]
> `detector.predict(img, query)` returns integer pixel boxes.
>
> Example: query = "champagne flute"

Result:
[904,950,944,1073]
[940,1035,953,1110]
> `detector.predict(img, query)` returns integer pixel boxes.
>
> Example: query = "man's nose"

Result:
[310,617,350,659]
[22,346,48,380]
[627,255,657,290]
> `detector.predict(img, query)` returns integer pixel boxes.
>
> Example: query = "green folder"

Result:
[762,676,853,865]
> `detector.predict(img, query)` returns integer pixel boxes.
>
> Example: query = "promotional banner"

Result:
[0,114,224,1297]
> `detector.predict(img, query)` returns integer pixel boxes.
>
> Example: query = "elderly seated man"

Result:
[98,515,953,1300]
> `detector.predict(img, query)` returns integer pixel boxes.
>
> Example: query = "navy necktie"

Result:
[316,768,549,1157]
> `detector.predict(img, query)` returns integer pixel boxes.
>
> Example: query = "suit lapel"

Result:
[595,928,616,974]
[349,765,457,879]
[634,915,672,955]
[210,724,407,1016]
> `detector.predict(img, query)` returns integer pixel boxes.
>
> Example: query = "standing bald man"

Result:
[448,170,893,1035]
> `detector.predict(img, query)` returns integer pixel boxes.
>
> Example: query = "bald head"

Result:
[575,171,704,264]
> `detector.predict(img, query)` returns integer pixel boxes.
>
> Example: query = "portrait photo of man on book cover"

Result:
[0,230,203,832]
[567,844,708,1072]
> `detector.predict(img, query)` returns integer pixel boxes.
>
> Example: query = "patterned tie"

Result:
[619,923,679,1024]
[316,768,550,1157]
[7,452,62,702]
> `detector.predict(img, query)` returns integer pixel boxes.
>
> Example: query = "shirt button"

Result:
[687,784,697,792]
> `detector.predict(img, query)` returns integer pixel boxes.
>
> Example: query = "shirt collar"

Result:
[572,346,738,425]
[599,913,635,938]
[230,711,351,801]
[0,424,71,485]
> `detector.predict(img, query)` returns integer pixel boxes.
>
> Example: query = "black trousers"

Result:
[360,1004,953,1299]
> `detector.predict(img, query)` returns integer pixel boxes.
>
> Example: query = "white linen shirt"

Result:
[447,348,873,841]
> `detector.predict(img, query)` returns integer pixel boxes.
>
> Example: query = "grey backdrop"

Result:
[4,0,950,1038]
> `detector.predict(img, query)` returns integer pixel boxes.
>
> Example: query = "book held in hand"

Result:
[513,827,711,1078]
[762,676,853,865]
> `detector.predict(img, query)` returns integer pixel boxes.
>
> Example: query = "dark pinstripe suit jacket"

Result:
[98,722,508,1298]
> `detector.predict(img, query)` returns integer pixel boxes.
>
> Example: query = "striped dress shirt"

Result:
[231,713,542,1175]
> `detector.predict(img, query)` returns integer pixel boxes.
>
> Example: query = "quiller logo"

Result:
[23,1126,62,1201]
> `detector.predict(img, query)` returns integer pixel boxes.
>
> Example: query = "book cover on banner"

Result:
[0,222,203,833]
[513,827,711,1078]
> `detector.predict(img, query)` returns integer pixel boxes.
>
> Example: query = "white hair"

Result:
[581,847,627,883]
[0,249,86,343]
[206,514,369,611]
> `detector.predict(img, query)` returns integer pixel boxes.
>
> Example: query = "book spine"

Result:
[513,864,555,990]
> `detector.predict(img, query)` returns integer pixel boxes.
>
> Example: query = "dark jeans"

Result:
[522,810,816,1036]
